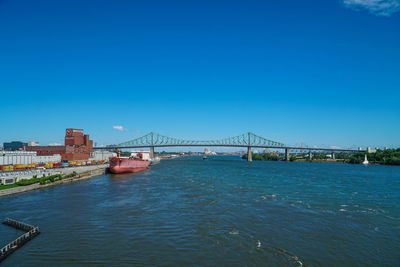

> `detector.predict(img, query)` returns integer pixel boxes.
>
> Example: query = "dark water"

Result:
[1,156,399,266]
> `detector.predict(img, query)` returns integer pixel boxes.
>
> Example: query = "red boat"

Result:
[109,152,150,174]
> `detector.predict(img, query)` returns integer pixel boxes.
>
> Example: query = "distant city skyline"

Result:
[1,0,399,148]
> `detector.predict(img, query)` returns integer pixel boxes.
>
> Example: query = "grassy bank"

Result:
[0,184,19,190]
[0,172,78,191]
[0,167,107,198]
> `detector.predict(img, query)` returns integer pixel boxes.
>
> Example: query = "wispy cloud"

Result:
[113,125,128,131]
[342,0,400,16]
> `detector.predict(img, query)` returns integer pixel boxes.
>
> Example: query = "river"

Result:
[1,156,399,266]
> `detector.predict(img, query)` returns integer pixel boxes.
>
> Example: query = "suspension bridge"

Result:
[94,132,363,162]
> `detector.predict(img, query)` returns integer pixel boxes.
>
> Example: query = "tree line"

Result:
[242,148,400,166]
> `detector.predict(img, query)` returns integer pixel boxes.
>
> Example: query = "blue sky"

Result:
[1,0,399,149]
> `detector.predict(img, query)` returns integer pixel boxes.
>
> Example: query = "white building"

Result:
[28,141,40,146]
[35,154,62,164]
[0,177,16,185]
[130,150,151,161]
[89,151,116,161]
[0,151,36,165]
[0,151,62,165]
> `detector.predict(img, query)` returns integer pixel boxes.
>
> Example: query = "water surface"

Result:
[1,156,399,266]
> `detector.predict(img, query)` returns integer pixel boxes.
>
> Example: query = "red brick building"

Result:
[26,129,93,161]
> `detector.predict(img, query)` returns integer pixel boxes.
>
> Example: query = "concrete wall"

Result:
[0,169,62,183]
[0,164,108,185]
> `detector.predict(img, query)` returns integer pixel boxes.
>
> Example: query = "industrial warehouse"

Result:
[0,129,115,185]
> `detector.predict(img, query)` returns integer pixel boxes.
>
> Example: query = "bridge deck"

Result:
[94,144,362,152]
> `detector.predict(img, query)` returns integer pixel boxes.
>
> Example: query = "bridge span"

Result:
[94,132,364,162]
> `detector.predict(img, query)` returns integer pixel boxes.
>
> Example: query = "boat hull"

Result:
[109,157,150,174]
[109,166,149,173]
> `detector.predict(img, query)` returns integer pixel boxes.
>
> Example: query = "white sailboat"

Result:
[362,154,369,165]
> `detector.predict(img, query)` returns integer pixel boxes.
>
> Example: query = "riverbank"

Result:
[0,165,108,198]
[242,149,400,166]
[295,159,347,163]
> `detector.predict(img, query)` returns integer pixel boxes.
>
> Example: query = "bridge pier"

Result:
[331,152,335,160]
[149,146,154,160]
[285,148,290,162]
[308,151,313,160]
[247,147,252,162]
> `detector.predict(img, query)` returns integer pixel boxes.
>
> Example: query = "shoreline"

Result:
[0,166,108,198]
[246,158,399,166]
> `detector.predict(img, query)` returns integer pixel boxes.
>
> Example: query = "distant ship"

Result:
[109,151,150,174]
[362,154,369,165]
[150,157,161,165]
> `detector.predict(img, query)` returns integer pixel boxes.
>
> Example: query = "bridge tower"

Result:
[247,146,252,162]
[150,146,154,160]
[149,132,154,160]
[247,132,252,162]
[285,148,290,161]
